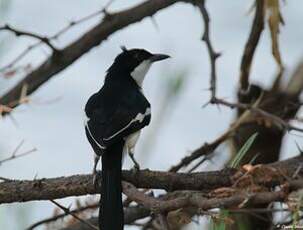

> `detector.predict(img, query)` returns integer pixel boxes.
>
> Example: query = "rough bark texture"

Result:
[0,155,302,204]
[0,0,192,113]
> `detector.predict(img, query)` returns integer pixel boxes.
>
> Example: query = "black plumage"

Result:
[84,47,169,230]
[85,74,151,155]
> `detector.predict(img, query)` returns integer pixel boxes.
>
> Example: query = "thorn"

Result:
[150,16,159,31]
[201,34,206,41]
[202,100,210,108]
[295,141,303,155]
[214,52,222,59]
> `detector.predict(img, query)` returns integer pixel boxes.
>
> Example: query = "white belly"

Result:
[124,131,141,151]
[122,131,141,163]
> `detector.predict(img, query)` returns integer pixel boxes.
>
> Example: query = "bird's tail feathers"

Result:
[99,140,124,230]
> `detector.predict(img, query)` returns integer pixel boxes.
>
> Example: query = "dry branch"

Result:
[61,180,302,230]
[59,206,150,230]
[0,24,58,51]
[0,0,193,115]
[0,155,302,204]
[26,203,98,230]
[123,183,288,214]
[169,130,230,172]
[213,97,303,133]
[239,0,265,92]
[195,0,220,101]
[50,200,98,230]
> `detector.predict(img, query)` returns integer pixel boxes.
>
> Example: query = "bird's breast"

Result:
[124,131,141,149]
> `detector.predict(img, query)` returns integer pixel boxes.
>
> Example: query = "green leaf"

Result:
[229,133,258,168]
[210,210,229,230]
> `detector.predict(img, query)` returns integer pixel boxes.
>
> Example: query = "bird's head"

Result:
[106,47,170,86]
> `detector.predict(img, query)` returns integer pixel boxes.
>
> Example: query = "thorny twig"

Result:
[0,4,109,73]
[27,202,98,230]
[0,0,191,116]
[212,97,303,133]
[0,140,36,165]
[195,0,220,101]
[169,99,259,172]
[0,24,58,51]
[169,130,230,172]
[50,200,98,230]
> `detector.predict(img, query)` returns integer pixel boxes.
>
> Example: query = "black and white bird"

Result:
[84,47,170,230]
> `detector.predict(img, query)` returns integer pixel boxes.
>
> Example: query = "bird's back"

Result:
[84,76,151,155]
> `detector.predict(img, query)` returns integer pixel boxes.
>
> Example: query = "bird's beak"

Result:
[149,53,170,63]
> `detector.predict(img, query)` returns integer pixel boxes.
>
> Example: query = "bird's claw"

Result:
[92,154,100,188]
[131,163,140,174]
[93,170,101,188]
[92,170,99,188]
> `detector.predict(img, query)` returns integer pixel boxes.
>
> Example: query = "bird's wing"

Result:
[102,89,151,146]
[85,89,151,150]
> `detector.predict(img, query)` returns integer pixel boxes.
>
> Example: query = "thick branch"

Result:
[239,0,265,91]
[0,155,302,204]
[123,181,287,214]
[0,0,191,114]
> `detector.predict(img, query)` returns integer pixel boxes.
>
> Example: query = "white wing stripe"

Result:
[103,108,151,141]
[84,112,106,150]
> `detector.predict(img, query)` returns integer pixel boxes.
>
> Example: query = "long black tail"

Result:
[99,140,124,230]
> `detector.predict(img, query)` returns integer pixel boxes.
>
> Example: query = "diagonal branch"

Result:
[50,200,98,230]
[0,7,107,73]
[169,129,230,172]
[0,24,58,51]
[0,0,193,115]
[26,203,98,230]
[58,206,150,230]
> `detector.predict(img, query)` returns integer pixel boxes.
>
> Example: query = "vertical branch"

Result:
[239,0,265,92]
[196,0,220,102]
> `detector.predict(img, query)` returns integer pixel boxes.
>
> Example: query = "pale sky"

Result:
[0,1,303,229]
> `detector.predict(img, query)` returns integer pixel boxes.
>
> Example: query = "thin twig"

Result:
[169,130,230,172]
[213,97,303,133]
[26,203,98,230]
[0,0,193,115]
[0,24,58,51]
[0,5,107,73]
[0,140,36,166]
[169,103,255,172]
[50,8,105,40]
[196,0,220,101]
[49,200,98,230]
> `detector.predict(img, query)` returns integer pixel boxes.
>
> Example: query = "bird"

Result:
[84,46,170,230]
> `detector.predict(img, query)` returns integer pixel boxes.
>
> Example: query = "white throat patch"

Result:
[130,60,151,87]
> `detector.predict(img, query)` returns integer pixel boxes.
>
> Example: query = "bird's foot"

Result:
[130,163,140,174]
[129,151,140,174]
[93,171,101,188]
[92,170,99,188]
[92,155,100,188]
